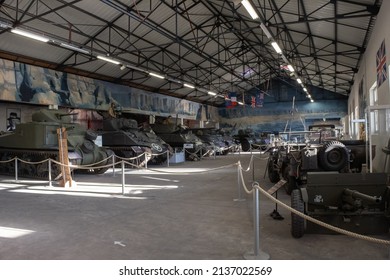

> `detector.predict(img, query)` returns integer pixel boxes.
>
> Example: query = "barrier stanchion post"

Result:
[234,162,245,202]
[121,160,125,195]
[112,155,116,177]
[214,145,216,159]
[166,150,170,167]
[48,159,52,187]
[252,156,255,182]
[14,157,18,182]
[244,185,270,260]
[145,153,148,169]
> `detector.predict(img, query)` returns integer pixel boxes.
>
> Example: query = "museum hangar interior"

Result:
[0,0,389,260]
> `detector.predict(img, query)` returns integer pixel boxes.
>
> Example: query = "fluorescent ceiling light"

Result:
[97,55,121,65]
[127,64,148,73]
[149,72,165,79]
[303,87,308,92]
[241,0,259,20]
[60,42,89,54]
[238,101,244,105]
[260,22,272,39]
[297,78,302,84]
[310,99,314,102]
[184,83,195,89]
[271,42,282,54]
[287,65,294,72]
[208,91,217,96]
[11,28,49,43]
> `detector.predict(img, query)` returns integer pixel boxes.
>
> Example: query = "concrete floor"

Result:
[0,152,389,260]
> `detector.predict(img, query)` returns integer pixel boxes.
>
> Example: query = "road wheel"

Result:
[291,189,305,238]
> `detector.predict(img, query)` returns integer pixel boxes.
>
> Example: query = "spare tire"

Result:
[319,141,348,171]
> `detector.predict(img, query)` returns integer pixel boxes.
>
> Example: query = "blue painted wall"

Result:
[219,78,348,133]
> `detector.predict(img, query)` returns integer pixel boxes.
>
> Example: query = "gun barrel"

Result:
[344,188,381,203]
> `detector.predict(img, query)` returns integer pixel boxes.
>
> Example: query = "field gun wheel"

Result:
[291,189,306,238]
[319,141,348,171]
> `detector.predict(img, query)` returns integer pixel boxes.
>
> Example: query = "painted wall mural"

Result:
[219,79,348,133]
[0,58,219,122]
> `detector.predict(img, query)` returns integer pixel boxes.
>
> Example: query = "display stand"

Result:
[169,147,185,163]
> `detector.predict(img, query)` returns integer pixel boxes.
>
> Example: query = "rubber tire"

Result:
[241,139,251,152]
[291,189,305,238]
[285,175,297,195]
[267,159,280,183]
[319,141,349,171]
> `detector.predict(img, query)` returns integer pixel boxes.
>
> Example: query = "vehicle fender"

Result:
[300,187,309,203]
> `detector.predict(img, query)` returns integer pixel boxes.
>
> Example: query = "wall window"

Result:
[369,82,379,134]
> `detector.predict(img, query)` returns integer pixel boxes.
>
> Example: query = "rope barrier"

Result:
[234,157,390,245]
[254,182,390,245]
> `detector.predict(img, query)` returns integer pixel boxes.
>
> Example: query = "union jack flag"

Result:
[251,96,256,108]
[376,40,387,87]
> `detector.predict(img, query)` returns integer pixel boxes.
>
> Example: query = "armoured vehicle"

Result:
[102,118,173,165]
[267,126,371,194]
[151,123,206,160]
[191,128,229,155]
[291,172,390,238]
[234,128,265,151]
[0,108,113,179]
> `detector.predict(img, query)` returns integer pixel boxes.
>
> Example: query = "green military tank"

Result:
[0,108,113,179]
[151,122,207,161]
[101,118,173,165]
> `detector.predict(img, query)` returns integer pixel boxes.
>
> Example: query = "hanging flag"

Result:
[256,92,264,107]
[251,96,256,108]
[224,93,231,107]
[230,92,237,106]
[226,92,237,108]
[376,40,387,87]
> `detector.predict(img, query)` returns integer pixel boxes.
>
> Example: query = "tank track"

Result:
[0,148,61,179]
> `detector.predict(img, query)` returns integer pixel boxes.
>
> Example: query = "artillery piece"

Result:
[0,108,113,179]
[291,172,390,238]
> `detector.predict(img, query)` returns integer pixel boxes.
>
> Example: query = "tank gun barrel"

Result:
[343,188,381,203]
[56,112,78,119]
